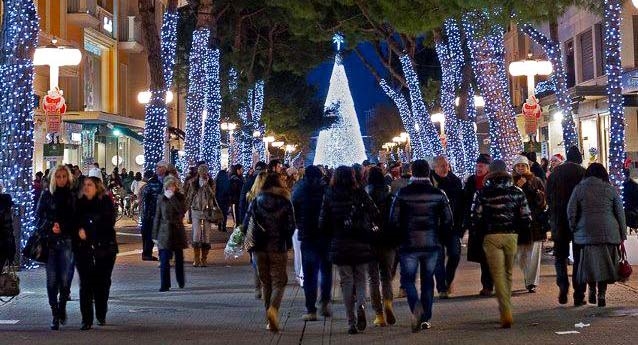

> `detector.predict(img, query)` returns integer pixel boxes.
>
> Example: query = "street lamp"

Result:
[508,54,553,98]
[113,128,122,169]
[34,38,82,91]
[263,136,275,163]
[220,121,237,168]
[137,90,174,104]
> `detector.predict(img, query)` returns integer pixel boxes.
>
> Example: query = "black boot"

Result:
[58,299,67,325]
[50,306,60,330]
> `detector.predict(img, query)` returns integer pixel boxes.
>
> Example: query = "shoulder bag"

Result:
[618,241,633,282]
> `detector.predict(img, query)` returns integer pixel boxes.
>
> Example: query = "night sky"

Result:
[307,42,391,137]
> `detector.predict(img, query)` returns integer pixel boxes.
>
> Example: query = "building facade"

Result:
[23,0,183,175]
[504,3,638,173]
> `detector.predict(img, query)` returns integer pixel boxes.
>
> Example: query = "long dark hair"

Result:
[330,166,358,191]
[585,163,610,183]
[261,173,285,190]
[367,166,385,186]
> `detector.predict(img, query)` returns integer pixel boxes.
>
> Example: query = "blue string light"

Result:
[603,0,625,194]
[184,29,208,166]
[201,46,222,174]
[520,24,578,149]
[436,19,466,175]
[143,8,177,172]
[0,0,39,266]
[463,11,522,166]
[379,79,425,159]
[399,54,444,157]
[460,87,480,175]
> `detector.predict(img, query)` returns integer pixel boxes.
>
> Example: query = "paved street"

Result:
[2,222,638,344]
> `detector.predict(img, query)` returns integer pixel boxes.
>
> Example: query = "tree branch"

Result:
[372,41,407,88]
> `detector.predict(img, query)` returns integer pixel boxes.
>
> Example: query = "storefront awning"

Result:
[62,111,145,129]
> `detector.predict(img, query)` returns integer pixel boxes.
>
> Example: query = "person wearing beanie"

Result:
[186,164,218,267]
[139,161,169,262]
[546,146,586,305]
[512,155,547,293]
[470,159,531,328]
[463,153,494,296]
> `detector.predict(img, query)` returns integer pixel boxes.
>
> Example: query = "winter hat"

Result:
[512,155,530,167]
[566,146,583,164]
[551,153,564,163]
[476,153,492,165]
[489,159,508,173]
[156,160,169,168]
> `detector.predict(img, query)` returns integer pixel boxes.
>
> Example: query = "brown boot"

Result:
[201,247,210,267]
[500,311,513,328]
[384,299,396,325]
[192,247,201,267]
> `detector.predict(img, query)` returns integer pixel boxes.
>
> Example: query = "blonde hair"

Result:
[49,165,73,194]
[246,171,268,204]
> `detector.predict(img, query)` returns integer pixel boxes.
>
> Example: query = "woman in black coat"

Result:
[319,166,378,335]
[243,173,295,333]
[75,177,118,330]
[36,165,76,330]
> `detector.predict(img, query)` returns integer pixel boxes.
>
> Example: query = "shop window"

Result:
[84,40,102,111]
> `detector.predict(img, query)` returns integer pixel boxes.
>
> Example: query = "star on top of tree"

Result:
[332,33,345,51]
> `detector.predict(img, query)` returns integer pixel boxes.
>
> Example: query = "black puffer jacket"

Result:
[141,175,163,224]
[471,172,532,236]
[319,188,377,265]
[243,187,295,253]
[292,177,327,243]
[365,184,399,248]
[75,195,118,256]
[36,187,76,243]
[389,178,453,252]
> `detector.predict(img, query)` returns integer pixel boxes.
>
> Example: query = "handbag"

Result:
[618,241,633,282]
[0,264,20,297]
[244,215,265,252]
[22,229,48,263]
[205,198,224,224]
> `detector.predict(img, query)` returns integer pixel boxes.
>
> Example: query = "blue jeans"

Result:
[301,242,333,313]
[159,249,184,290]
[434,235,461,293]
[46,239,74,308]
[399,250,439,322]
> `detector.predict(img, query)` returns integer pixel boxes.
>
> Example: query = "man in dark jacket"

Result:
[229,164,244,225]
[546,146,586,305]
[292,165,331,321]
[140,161,169,261]
[431,156,464,298]
[389,159,453,332]
[463,153,494,296]
[623,169,638,229]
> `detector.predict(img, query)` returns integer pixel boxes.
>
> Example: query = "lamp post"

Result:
[221,121,237,168]
[113,128,122,169]
[34,38,82,91]
[508,54,553,98]
[263,136,275,163]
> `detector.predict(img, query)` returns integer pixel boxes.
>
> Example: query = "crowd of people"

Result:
[1,146,634,334]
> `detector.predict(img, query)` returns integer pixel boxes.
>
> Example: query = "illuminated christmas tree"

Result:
[313,34,367,167]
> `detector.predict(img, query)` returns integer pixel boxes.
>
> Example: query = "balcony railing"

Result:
[118,16,144,53]
[67,0,114,39]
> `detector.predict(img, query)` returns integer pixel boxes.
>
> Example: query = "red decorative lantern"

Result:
[522,95,542,135]
[42,87,67,114]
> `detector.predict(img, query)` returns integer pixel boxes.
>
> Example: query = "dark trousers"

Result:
[300,243,333,313]
[434,235,461,293]
[46,239,74,308]
[369,247,395,314]
[159,249,185,289]
[141,218,155,258]
[555,243,586,300]
[400,250,439,322]
[76,250,116,324]
[218,202,230,231]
